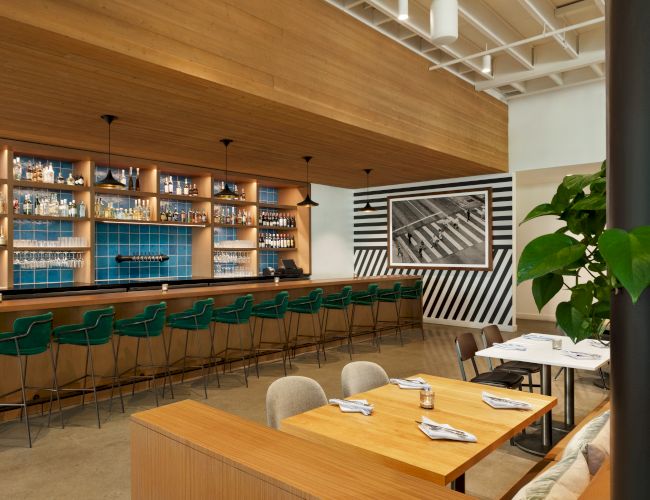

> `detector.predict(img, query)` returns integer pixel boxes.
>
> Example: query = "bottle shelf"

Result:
[95,218,207,228]
[13,214,88,222]
[13,246,91,251]
[213,198,256,207]
[213,223,257,229]
[213,247,257,251]
[258,203,297,210]
[13,180,88,192]
[259,225,297,231]
[94,187,157,197]
[257,247,297,252]
[159,193,211,203]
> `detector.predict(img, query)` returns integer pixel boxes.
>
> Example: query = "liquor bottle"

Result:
[57,168,65,184]
[201,209,207,223]
[0,226,6,245]
[69,201,77,218]
[76,173,85,186]
[13,198,18,214]
[192,183,198,196]
[163,176,169,194]
[13,157,22,180]
[23,194,32,215]
[128,167,134,190]
[173,208,179,221]
[240,188,246,201]
[66,171,74,185]
[160,203,167,221]
[79,200,86,218]
[183,178,189,196]
[181,209,186,223]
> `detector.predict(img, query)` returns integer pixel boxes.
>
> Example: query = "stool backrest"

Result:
[367,283,379,297]
[392,282,402,297]
[144,302,168,335]
[274,291,290,315]
[481,324,503,348]
[266,376,327,429]
[11,312,54,352]
[341,361,389,398]
[341,285,353,306]
[233,294,254,321]
[307,288,323,312]
[193,298,215,328]
[414,279,423,296]
[82,307,115,342]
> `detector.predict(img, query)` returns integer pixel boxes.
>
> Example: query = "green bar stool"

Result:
[110,302,171,412]
[211,294,254,387]
[51,306,115,428]
[287,288,324,367]
[167,298,215,398]
[321,285,354,359]
[250,291,290,377]
[0,312,62,448]
[349,283,381,352]
[398,279,425,340]
[375,282,403,346]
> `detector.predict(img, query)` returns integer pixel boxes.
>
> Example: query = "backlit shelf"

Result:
[13,214,88,222]
[14,180,88,192]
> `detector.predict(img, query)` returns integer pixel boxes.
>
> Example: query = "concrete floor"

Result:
[0,320,609,499]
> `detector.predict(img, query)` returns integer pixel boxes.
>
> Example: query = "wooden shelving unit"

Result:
[0,142,312,288]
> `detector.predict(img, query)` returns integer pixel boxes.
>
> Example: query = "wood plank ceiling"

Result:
[0,0,508,188]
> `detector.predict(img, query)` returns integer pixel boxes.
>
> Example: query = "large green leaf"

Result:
[532,273,563,311]
[517,234,586,284]
[521,203,557,224]
[599,227,650,302]
[551,184,572,212]
[572,194,606,211]
[556,301,591,342]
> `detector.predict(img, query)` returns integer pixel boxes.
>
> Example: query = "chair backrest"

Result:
[341,285,353,306]
[367,284,379,297]
[481,324,503,348]
[273,291,290,315]
[414,279,423,296]
[193,298,214,327]
[392,282,402,298]
[266,376,327,429]
[233,294,254,321]
[11,312,53,352]
[341,361,389,398]
[307,288,323,312]
[82,306,115,342]
[455,332,480,381]
[143,302,168,335]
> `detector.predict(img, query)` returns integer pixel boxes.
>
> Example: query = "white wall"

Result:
[509,80,606,172]
[309,183,355,278]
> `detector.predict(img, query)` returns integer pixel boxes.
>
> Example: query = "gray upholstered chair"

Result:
[341,361,389,398]
[265,376,327,429]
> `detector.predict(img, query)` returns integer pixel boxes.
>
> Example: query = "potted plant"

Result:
[517,162,650,341]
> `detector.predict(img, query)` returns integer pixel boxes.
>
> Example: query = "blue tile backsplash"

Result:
[95,223,192,283]
[258,250,278,274]
[259,186,279,204]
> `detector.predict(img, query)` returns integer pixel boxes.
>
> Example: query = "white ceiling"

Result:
[325,0,605,101]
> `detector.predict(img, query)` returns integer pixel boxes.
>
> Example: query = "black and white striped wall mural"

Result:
[353,173,515,330]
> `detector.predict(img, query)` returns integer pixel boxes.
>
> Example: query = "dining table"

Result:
[475,333,610,455]
[281,374,556,493]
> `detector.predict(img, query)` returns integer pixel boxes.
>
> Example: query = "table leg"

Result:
[451,474,465,493]
[541,364,552,449]
[564,367,575,428]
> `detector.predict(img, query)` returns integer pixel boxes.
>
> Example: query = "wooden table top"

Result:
[0,275,412,312]
[131,399,466,499]
[282,374,557,486]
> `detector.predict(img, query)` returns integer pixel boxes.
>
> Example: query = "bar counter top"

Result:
[0,275,409,313]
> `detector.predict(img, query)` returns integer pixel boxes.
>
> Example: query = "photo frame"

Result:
[387,187,493,271]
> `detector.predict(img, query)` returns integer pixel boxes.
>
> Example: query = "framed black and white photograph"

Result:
[387,188,492,271]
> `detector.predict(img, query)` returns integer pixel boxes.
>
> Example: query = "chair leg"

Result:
[310,313,321,368]
[131,337,141,397]
[86,344,101,429]
[161,330,175,399]
[15,355,32,448]
[528,373,534,394]
[238,324,249,387]
[180,330,190,383]
[316,310,326,361]
[394,301,404,346]
[255,318,264,376]
[145,334,159,407]
[321,308,330,359]
[47,345,64,429]
[419,297,425,340]
[247,320,258,379]
[277,317,288,376]
[223,324,231,375]
[81,346,89,407]
[370,303,380,352]
[343,308,353,360]
[109,335,125,413]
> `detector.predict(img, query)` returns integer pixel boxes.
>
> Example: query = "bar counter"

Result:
[0,275,418,419]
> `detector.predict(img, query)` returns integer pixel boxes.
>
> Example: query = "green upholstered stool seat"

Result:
[211,294,254,387]
[0,312,63,448]
[287,288,324,367]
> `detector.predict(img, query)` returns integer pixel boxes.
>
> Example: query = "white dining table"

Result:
[476,333,610,454]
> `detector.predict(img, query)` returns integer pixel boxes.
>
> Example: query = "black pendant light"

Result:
[96,114,125,189]
[297,156,319,207]
[361,168,377,212]
[215,138,239,199]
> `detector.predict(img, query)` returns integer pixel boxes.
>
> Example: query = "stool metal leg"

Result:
[81,347,89,407]
[180,330,190,383]
[310,312,321,368]
[47,344,64,429]
[145,334,159,407]
[85,343,101,429]
[238,324,249,387]
[161,330,175,399]
[131,338,141,397]
[394,301,404,346]
[16,353,32,448]
[108,335,125,414]
[223,324,231,374]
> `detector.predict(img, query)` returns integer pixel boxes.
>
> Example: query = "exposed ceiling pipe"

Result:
[428,16,603,70]
[398,0,409,20]
[430,0,459,45]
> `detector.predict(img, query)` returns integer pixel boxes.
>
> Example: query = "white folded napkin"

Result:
[482,391,532,410]
[561,350,602,360]
[328,398,373,416]
[589,339,610,348]
[389,377,431,390]
[522,334,554,341]
[492,342,527,351]
[418,416,477,442]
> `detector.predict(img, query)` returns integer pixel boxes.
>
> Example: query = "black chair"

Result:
[454,332,523,389]
[481,325,541,393]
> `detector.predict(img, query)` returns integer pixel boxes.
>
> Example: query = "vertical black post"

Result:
[607,2,650,497]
